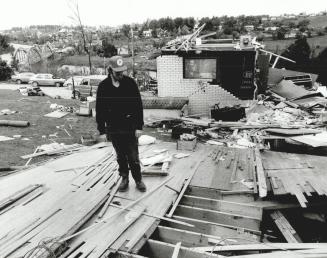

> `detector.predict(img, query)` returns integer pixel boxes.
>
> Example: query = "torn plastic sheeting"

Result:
[271,80,322,100]
[141,152,170,166]
[138,135,156,146]
[292,96,327,109]
[291,132,327,147]
[268,68,318,85]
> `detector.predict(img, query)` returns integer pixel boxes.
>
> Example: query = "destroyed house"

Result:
[157,47,256,115]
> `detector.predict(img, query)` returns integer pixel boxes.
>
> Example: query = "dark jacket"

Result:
[96,75,144,134]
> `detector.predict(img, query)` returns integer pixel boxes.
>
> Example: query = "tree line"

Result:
[277,36,327,86]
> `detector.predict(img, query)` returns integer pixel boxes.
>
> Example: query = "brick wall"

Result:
[157,55,245,116]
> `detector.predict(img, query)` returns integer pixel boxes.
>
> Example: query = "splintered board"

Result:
[262,150,327,207]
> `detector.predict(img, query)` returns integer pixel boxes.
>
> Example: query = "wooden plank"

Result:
[98,176,121,219]
[254,148,267,198]
[122,219,160,254]
[113,252,149,258]
[186,186,223,199]
[181,195,262,219]
[171,242,181,258]
[109,203,194,228]
[155,225,244,247]
[21,144,83,159]
[65,205,146,258]
[60,176,175,242]
[145,239,220,258]
[174,205,261,231]
[110,147,212,254]
[265,128,321,136]
[0,184,42,211]
[172,215,261,236]
[167,156,206,218]
[230,152,239,184]
[231,252,327,258]
[193,243,327,252]
[186,186,254,203]
[270,211,302,243]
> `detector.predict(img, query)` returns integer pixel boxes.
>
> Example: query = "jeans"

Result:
[108,131,142,182]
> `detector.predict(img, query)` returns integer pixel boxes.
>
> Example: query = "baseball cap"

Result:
[108,55,127,72]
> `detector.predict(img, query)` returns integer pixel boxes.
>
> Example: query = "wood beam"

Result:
[155,225,246,247]
[270,211,302,243]
[167,156,206,218]
[174,204,261,231]
[144,239,220,258]
[112,251,149,258]
[186,186,254,202]
[181,195,262,219]
[192,243,327,252]
[254,148,267,198]
[171,242,181,258]
[167,215,261,238]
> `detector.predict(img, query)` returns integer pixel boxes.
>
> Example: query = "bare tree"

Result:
[68,0,92,73]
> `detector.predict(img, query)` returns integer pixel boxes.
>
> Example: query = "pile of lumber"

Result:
[0,144,119,257]
[0,141,210,257]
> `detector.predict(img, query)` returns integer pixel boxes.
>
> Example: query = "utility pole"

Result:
[131,28,135,77]
[103,56,106,75]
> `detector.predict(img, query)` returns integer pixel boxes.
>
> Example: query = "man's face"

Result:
[112,70,124,82]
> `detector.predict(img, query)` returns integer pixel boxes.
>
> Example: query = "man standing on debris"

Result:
[96,55,146,192]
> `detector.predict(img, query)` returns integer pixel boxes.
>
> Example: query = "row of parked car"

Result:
[11,72,107,99]
[11,72,65,87]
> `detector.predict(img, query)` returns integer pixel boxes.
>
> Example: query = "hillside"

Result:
[303,15,327,28]
[263,34,327,56]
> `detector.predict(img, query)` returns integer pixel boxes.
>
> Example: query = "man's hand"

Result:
[136,130,143,138]
[97,134,107,142]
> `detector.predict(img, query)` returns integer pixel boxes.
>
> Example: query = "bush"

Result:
[0,59,13,81]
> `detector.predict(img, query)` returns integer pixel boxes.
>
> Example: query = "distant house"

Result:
[117,45,129,56]
[143,30,152,38]
[257,25,264,31]
[181,25,191,35]
[156,28,169,38]
[285,31,297,39]
[264,26,279,32]
[244,25,255,32]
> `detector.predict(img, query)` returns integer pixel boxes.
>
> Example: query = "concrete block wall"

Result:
[157,55,244,116]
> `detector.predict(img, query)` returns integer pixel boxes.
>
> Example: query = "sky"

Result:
[0,0,326,30]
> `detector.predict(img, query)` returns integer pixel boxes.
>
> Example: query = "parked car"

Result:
[11,72,36,84]
[72,75,106,100]
[28,73,65,87]
[63,76,84,89]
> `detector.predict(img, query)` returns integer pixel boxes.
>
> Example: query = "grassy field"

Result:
[0,89,98,167]
[0,87,171,168]
[263,34,327,55]
[305,15,327,28]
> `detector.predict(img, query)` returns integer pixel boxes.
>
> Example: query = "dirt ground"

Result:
[0,87,174,168]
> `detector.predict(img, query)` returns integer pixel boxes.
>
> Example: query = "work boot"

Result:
[118,177,129,192]
[136,180,146,192]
